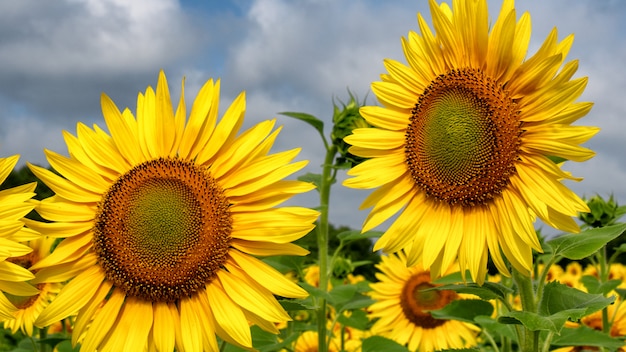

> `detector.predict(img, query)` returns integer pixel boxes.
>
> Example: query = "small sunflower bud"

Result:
[330,92,371,168]
[579,194,624,228]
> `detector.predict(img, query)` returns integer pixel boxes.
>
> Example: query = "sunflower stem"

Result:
[39,327,50,352]
[512,268,537,352]
[597,247,611,335]
[316,144,337,352]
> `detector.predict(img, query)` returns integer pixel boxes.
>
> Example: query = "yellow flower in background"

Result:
[3,236,62,336]
[0,155,40,320]
[368,252,479,351]
[344,0,597,283]
[294,330,340,352]
[27,71,318,351]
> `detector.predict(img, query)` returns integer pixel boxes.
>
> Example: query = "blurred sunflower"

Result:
[553,298,626,352]
[368,252,479,351]
[0,155,40,319]
[27,71,318,351]
[294,330,340,352]
[3,236,62,336]
[344,0,597,283]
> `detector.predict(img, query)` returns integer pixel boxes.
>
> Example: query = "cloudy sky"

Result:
[0,0,624,231]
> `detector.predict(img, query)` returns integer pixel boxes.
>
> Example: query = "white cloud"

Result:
[0,0,193,76]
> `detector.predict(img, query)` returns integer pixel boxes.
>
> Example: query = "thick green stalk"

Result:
[512,269,537,352]
[316,144,337,352]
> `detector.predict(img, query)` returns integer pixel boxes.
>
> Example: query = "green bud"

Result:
[330,91,371,168]
[579,194,625,228]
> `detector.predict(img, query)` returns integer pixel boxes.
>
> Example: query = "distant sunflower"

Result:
[3,236,62,336]
[369,252,478,351]
[27,71,318,351]
[344,0,597,283]
[0,156,40,319]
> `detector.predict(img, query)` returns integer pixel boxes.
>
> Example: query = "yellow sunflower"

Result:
[26,71,319,351]
[344,0,598,283]
[0,155,40,320]
[3,236,62,336]
[368,251,479,351]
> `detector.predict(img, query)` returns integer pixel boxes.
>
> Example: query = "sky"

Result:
[0,0,624,232]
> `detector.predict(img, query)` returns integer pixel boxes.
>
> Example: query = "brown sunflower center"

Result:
[93,157,232,302]
[405,68,521,207]
[400,271,458,329]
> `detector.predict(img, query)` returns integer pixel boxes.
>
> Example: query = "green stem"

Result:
[596,247,611,335]
[512,268,537,352]
[316,145,337,352]
[535,255,557,304]
[39,327,50,352]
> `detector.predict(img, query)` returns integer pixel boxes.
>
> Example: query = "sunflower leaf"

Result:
[431,282,513,301]
[337,229,383,241]
[580,275,622,295]
[337,308,370,330]
[297,172,322,191]
[539,281,614,318]
[546,222,626,260]
[474,316,518,341]
[279,112,325,138]
[428,299,494,323]
[497,311,557,332]
[550,326,625,350]
[361,336,409,352]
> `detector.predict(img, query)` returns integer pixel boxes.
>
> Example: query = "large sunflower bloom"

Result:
[368,252,479,351]
[344,0,598,283]
[27,71,318,351]
[0,156,40,320]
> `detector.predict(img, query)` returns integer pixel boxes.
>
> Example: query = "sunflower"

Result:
[26,71,318,351]
[0,155,40,320]
[344,0,597,283]
[294,330,340,352]
[3,236,62,336]
[368,251,479,351]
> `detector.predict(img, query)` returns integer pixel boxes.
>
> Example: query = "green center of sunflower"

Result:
[93,157,232,303]
[400,271,457,329]
[405,68,521,207]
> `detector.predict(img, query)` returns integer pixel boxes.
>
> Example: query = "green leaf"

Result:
[278,299,314,312]
[297,172,322,191]
[339,295,376,311]
[428,300,494,323]
[337,309,371,330]
[433,282,513,301]
[498,311,557,331]
[279,112,325,137]
[337,230,383,241]
[501,282,616,333]
[362,336,409,352]
[580,275,622,295]
[547,223,626,260]
[551,325,625,350]
[328,284,359,306]
[474,316,518,341]
[539,281,614,318]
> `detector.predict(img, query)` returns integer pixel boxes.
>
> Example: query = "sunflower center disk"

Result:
[405,68,521,207]
[94,158,232,302]
[400,272,457,329]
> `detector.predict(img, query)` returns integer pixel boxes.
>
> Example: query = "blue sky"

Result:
[0,0,624,231]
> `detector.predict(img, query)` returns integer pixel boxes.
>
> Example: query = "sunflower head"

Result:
[369,252,478,351]
[344,0,598,284]
[27,71,319,351]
